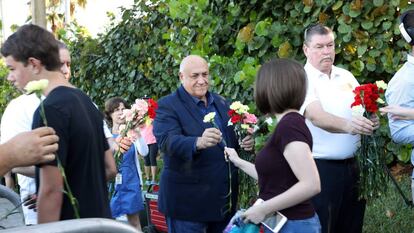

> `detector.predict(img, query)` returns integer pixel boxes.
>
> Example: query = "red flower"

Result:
[146,98,158,119]
[350,83,381,114]
[230,114,242,124]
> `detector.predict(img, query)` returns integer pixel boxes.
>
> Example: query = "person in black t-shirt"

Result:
[225,58,321,233]
[1,24,114,223]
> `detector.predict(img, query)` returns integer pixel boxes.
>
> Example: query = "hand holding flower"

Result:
[115,136,133,154]
[196,128,222,150]
[224,147,241,164]
[240,134,254,151]
[345,115,375,135]
[370,114,380,130]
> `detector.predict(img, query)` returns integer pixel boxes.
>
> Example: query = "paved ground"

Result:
[0,197,25,230]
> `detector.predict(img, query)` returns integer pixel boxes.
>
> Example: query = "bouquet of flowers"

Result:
[350,80,388,200]
[227,101,258,208]
[228,101,258,142]
[110,98,157,197]
[114,98,158,167]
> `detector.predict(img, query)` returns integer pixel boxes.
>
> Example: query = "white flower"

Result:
[241,124,249,129]
[230,101,249,114]
[265,117,273,125]
[376,98,385,104]
[375,80,387,90]
[24,79,48,94]
[351,105,365,117]
[203,112,216,123]
[230,101,243,110]
[227,120,233,126]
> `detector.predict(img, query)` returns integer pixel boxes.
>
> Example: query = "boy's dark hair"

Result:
[104,97,130,125]
[255,58,307,114]
[1,24,61,71]
[303,23,333,45]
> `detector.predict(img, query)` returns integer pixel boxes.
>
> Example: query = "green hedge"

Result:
[1,0,413,206]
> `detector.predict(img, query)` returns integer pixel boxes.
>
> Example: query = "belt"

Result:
[315,157,356,165]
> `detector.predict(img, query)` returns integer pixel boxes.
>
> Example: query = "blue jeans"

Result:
[264,214,321,233]
[166,217,228,233]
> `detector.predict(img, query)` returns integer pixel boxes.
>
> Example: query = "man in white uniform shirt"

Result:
[1,93,40,225]
[300,24,378,233]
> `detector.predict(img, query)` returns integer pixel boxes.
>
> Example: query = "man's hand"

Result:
[345,116,375,135]
[196,128,222,150]
[6,127,58,168]
[380,105,414,120]
[115,137,133,153]
[240,134,254,151]
[370,114,380,130]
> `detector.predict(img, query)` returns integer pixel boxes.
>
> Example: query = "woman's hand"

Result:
[224,147,240,163]
[241,204,267,224]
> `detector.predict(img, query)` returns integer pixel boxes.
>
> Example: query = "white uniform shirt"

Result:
[301,63,360,160]
[0,94,40,225]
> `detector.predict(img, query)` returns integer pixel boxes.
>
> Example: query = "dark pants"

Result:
[312,158,366,233]
[166,217,229,233]
[143,143,158,166]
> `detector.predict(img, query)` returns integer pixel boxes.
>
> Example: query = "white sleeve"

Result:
[102,121,112,138]
[134,137,149,156]
[300,75,318,115]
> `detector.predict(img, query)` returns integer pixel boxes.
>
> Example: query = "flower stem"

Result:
[39,99,80,219]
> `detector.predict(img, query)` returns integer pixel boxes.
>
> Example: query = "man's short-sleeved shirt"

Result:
[300,63,360,160]
[33,86,110,220]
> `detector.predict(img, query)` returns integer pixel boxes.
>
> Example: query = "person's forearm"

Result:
[0,145,16,176]
[12,166,35,177]
[37,187,62,223]
[232,158,258,180]
[307,111,349,133]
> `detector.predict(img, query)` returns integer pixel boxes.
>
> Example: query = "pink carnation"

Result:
[122,109,134,122]
[132,99,149,118]
[243,113,258,124]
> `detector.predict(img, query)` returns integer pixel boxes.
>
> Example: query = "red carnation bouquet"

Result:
[350,81,388,200]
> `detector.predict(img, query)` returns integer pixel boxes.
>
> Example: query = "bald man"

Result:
[153,55,254,233]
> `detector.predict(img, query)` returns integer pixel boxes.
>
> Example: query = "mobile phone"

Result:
[261,212,287,233]
[253,198,288,233]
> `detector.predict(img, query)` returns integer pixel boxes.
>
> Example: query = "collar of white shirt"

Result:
[305,62,341,80]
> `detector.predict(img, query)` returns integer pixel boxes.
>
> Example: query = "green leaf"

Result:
[382,21,392,30]
[338,24,352,34]
[357,44,368,56]
[361,21,373,30]
[350,60,365,72]
[233,71,245,84]
[349,10,361,18]
[303,6,312,13]
[128,70,136,78]
[332,1,343,11]
[255,20,270,36]
[373,0,384,7]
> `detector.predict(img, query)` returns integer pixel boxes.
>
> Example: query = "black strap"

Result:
[384,164,413,208]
